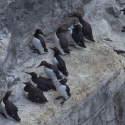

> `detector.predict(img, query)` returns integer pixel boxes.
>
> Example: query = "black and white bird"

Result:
[54,78,71,105]
[0,91,21,121]
[37,61,62,82]
[68,24,86,48]
[50,47,68,76]
[54,26,70,55]
[23,82,48,103]
[25,72,56,91]
[31,29,48,54]
[68,12,95,42]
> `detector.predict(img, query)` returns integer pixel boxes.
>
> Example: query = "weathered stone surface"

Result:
[0,0,125,125]
[0,0,83,99]
[82,0,92,4]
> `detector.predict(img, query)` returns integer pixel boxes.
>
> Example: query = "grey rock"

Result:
[1,0,125,125]
[106,6,120,18]
[82,0,92,4]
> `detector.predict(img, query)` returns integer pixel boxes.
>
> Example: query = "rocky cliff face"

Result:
[0,0,83,99]
[0,0,125,125]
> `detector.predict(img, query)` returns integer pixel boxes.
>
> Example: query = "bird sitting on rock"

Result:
[25,72,56,91]
[50,47,68,77]
[54,26,70,55]
[31,29,48,54]
[68,12,95,42]
[68,24,86,48]
[54,78,71,105]
[37,61,62,83]
[23,82,48,103]
[0,91,21,121]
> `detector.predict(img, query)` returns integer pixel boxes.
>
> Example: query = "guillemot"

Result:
[54,26,70,55]
[31,29,48,54]
[37,61,62,83]
[68,12,95,42]
[23,82,48,103]
[54,78,71,105]
[50,47,68,76]
[0,91,21,121]
[25,72,56,91]
[68,24,86,48]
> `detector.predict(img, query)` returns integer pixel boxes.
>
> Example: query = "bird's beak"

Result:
[91,39,95,42]
[120,9,124,11]
[25,72,31,75]
[37,64,41,68]
[42,33,46,37]
[65,30,70,32]
[40,31,46,37]
[49,47,55,51]
[23,82,27,85]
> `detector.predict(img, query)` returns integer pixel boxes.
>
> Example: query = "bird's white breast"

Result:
[77,22,82,27]
[54,33,65,55]
[44,67,57,83]
[24,91,29,98]
[68,25,73,35]
[52,57,58,67]
[56,84,69,99]
[31,37,44,54]
[30,79,37,87]
[52,57,64,76]
[58,70,64,76]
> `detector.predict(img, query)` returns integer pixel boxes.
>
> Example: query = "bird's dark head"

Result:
[23,82,32,87]
[35,95,48,103]
[60,78,67,84]
[11,113,21,122]
[25,72,37,77]
[57,26,70,32]
[78,42,86,48]
[120,8,125,12]
[37,61,47,68]
[62,70,68,76]
[4,91,12,99]
[90,37,95,42]
[85,35,95,42]
[68,12,81,18]
[63,48,70,54]
[49,47,61,54]
[35,29,46,37]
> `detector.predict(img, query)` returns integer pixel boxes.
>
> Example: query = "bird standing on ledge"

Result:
[54,26,70,55]
[31,29,48,54]
[68,12,95,42]
[37,61,62,83]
